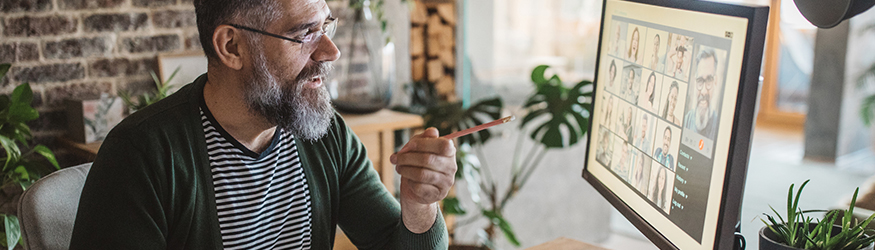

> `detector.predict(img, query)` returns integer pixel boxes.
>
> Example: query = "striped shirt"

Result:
[200,107,313,250]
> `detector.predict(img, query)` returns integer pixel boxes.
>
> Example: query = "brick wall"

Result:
[0,0,201,167]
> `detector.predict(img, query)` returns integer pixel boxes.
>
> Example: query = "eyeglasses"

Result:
[229,17,337,50]
[696,75,714,90]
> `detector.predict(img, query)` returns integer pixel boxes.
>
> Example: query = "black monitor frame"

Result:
[582,0,768,249]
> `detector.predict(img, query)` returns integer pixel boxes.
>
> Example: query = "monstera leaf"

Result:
[521,65,593,148]
[423,98,503,146]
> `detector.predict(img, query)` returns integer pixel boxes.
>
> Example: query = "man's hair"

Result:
[696,47,719,72]
[664,126,672,139]
[194,0,283,60]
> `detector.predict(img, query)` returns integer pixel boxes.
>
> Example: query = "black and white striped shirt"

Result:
[201,107,313,250]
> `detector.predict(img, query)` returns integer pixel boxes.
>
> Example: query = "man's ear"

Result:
[213,25,246,70]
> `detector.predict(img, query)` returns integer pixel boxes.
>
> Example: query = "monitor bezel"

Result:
[581,0,769,249]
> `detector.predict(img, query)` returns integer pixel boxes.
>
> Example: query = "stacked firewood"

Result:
[410,0,456,101]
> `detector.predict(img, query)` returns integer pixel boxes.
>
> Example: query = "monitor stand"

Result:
[734,222,747,250]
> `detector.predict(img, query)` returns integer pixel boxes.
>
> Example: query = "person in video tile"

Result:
[639,72,657,111]
[627,27,640,62]
[608,60,618,91]
[635,114,651,154]
[683,48,720,139]
[653,126,674,169]
[649,34,661,70]
[669,46,687,78]
[662,81,681,125]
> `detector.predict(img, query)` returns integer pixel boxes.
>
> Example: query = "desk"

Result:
[60,109,423,195]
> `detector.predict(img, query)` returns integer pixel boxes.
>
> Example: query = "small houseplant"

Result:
[118,67,180,113]
[0,64,60,250]
[425,65,592,249]
[760,180,875,250]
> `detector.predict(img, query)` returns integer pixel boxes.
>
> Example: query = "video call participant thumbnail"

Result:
[683,47,721,140]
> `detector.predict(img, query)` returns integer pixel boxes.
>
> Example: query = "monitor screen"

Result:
[582,0,768,249]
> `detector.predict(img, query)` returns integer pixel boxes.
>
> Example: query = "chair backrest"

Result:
[18,163,91,250]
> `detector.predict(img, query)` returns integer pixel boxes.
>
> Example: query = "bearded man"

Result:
[683,48,719,140]
[69,0,453,249]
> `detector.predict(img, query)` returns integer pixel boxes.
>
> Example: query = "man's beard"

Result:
[245,50,335,141]
[695,94,711,131]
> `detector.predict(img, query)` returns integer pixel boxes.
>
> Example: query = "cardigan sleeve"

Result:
[333,120,448,250]
[69,135,169,250]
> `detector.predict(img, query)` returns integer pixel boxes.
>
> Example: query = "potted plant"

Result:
[760,180,875,250]
[118,66,181,113]
[0,64,60,249]
[422,65,592,249]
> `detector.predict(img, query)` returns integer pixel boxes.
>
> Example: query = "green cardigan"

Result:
[69,75,447,250]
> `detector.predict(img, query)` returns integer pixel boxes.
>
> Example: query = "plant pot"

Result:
[759,224,874,250]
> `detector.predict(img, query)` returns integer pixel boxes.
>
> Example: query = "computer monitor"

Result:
[582,0,768,249]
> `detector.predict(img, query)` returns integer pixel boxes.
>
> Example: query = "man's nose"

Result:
[312,35,341,62]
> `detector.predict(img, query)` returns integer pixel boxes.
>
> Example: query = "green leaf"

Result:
[483,209,521,246]
[4,214,19,250]
[10,83,33,107]
[14,165,29,181]
[0,64,10,80]
[522,66,592,148]
[6,103,37,123]
[0,136,21,171]
[31,145,59,170]
[530,65,550,85]
[442,197,466,215]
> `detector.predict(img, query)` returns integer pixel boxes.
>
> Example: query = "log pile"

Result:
[411,0,456,101]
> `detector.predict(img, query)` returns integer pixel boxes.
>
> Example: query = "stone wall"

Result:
[1,0,201,166]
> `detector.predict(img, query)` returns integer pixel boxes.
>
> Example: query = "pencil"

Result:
[441,116,516,139]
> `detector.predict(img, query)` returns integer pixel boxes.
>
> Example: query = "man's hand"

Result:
[390,127,457,233]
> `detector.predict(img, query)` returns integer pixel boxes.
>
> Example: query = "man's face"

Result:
[244,0,341,140]
[662,128,671,152]
[625,108,632,125]
[695,56,716,120]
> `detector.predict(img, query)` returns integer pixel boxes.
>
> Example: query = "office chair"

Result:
[18,163,91,250]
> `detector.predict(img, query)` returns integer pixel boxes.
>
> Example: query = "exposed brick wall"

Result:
[0,0,201,167]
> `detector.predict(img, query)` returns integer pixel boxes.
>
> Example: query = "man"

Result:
[654,126,674,169]
[683,48,719,139]
[635,114,651,154]
[69,0,454,249]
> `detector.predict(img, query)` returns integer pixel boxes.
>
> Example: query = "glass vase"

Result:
[327,0,395,114]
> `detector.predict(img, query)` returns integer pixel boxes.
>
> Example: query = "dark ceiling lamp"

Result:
[794,0,875,28]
